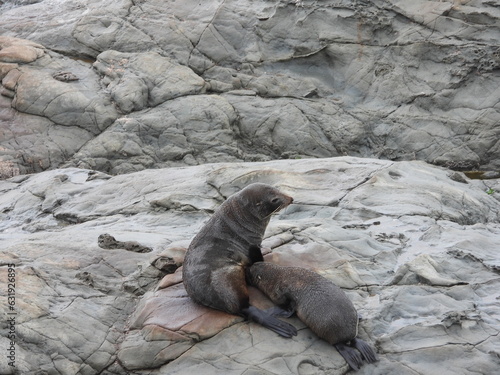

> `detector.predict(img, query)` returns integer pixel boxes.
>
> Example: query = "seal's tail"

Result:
[243,306,298,338]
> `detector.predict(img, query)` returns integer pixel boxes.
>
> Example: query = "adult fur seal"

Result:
[247,261,378,370]
[182,183,297,337]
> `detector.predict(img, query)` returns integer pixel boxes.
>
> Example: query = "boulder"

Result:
[0,36,45,63]
[93,50,206,113]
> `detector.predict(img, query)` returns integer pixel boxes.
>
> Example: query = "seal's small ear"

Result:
[237,190,251,207]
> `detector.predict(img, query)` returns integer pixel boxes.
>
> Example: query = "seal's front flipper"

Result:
[334,343,363,371]
[351,338,378,363]
[243,306,297,338]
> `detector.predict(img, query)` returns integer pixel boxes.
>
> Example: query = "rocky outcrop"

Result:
[1,0,499,373]
[1,0,499,178]
[0,157,499,374]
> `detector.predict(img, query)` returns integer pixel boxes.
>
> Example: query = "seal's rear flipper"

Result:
[264,306,295,318]
[351,338,378,363]
[243,306,297,338]
[334,343,363,371]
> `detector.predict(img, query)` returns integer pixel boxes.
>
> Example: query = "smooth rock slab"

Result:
[10,67,118,134]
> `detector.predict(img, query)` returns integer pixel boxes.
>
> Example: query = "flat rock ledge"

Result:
[1,157,499,374]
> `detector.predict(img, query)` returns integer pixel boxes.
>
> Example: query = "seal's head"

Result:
[237,183,293,220]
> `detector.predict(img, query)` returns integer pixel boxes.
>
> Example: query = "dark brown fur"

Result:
[248,262,358,343]
[248,262,378,370]
[182,183,297,337]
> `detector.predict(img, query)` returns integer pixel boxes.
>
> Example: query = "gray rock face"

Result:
[0,157,499,374]
[93,50,206,113]
[70,94,242,174]
[1,0,499,373]
[1,0,499,177]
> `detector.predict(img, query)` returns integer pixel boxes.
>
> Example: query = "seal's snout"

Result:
[284,194,293,206]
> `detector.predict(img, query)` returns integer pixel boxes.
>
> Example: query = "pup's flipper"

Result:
[351,338,378,363]
[243,306,297,338]
[334,343,364,371]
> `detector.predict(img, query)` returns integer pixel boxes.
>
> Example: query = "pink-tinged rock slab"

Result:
[130,283,243,340]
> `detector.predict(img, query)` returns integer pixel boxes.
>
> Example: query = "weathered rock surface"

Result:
[1,157,499,374]
[1,0,499,373]
[1,0,499,178]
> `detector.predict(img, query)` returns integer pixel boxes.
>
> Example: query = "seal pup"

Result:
[247,261,378,370]
[182,183,297,338]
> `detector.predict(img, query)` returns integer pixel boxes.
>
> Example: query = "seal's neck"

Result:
[222,200,269,245]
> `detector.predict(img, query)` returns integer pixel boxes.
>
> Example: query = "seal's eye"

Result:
[271,197,280,205]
